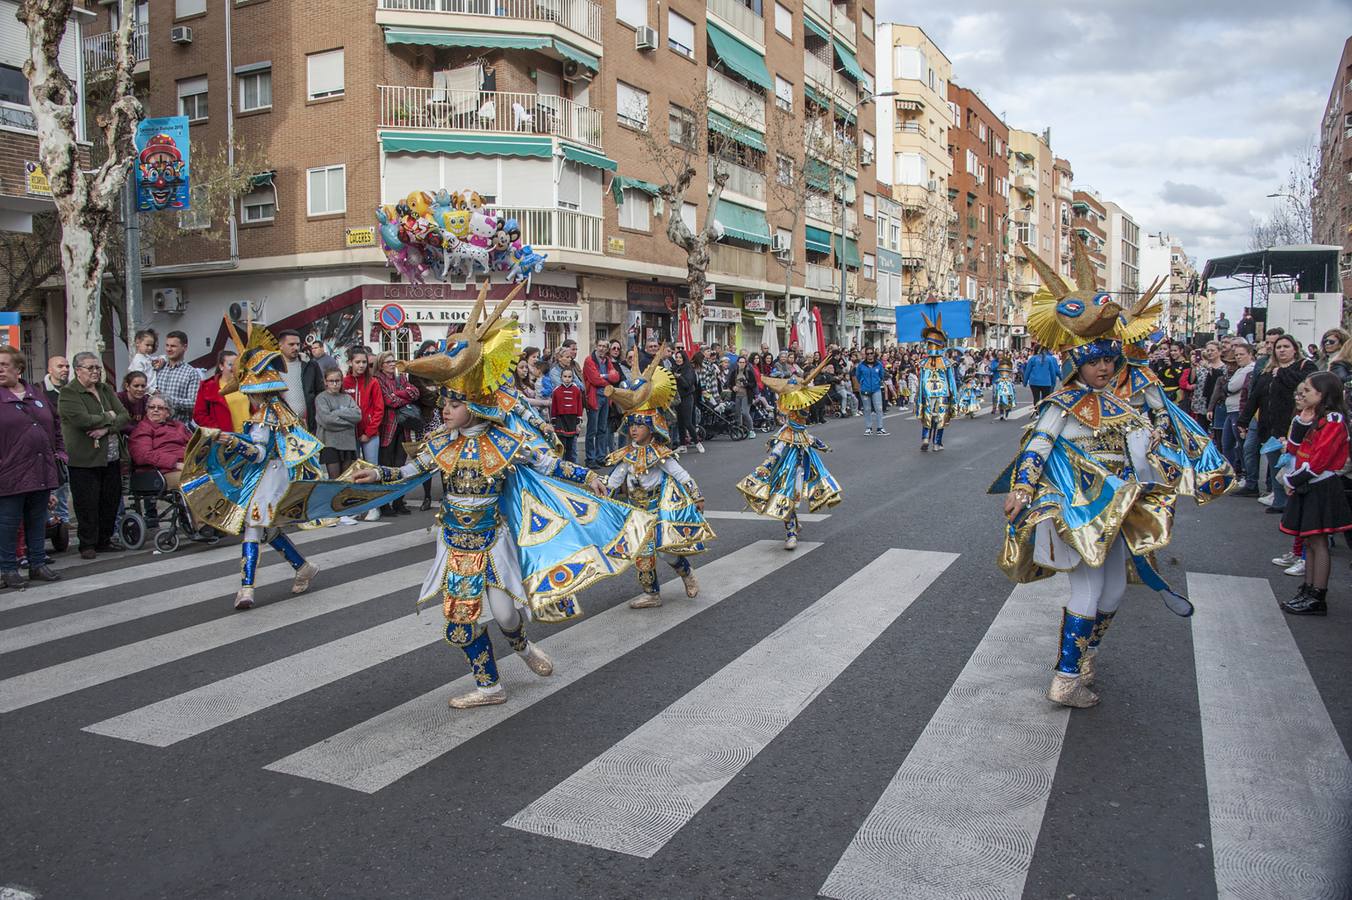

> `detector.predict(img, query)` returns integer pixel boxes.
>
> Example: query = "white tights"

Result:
[1066,536,1127,619]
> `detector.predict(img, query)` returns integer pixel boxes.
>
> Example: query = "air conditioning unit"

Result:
[860,150,874,166]
[635,26,658,51]
[169,25,192,44]
[927,179,938,192]
[152,287,186,314]
[562,59,585,82]
[771,233,791,253]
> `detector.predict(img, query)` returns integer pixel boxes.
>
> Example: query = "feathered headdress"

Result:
[397,280,524,404]
[223,312,285,395]
[761,356,832,411]
[1021,235,1127,370]
[607,345,677,443]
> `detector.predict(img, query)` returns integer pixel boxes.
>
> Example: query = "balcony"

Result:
[806,262,837,291]
[896,121,926,137]
[707,0,764,46]
[709,242,765,280]
[376,0,602,46]
[495,206,602,253]
[806,192,834,222]
[1056,183,1073,202]
[706,68,765,131]
[379,86,602,148]
[803,53,859,110]
[803,0,831,23]
[1014,173,1036,194]
[804,52,832,89]
[831,3,855,48]
[709,156,766,203]
[83,23,149,73]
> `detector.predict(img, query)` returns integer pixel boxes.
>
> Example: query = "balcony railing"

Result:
[706,68,765,130]
[707,0,764,45]
[806,193,834,222]
[495,206,602,253]
[379,86,602,148]
[1014,173,1037,193]
[709,242,765,279]
[806,263,837,291]
[375,0,602,44]
[831,3,855,46]
[709,156,766,202]
[896,121,926,136]
[803,0,831,23]
[83,23,149,72]
[804,52,832,87]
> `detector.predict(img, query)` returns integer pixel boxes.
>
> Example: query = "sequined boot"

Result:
[1079,610,1116,687]
[1047,608,1099,708]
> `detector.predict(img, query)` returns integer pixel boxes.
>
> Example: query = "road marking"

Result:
[0,562,427,714]
[0,530,429,655]
[701,510,830,523]
[819,577,1071,900]
[1187,573,1352,899]
[265,540,819,794]
[504,548,956,858]
[6,521,389,609]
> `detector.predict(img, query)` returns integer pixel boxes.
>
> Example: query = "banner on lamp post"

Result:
[133,116,192,212]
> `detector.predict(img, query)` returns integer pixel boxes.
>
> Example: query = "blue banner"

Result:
[895,300,973,342]
[134,116,191,212]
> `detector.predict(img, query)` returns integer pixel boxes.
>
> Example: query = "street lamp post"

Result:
[836,90,896,348]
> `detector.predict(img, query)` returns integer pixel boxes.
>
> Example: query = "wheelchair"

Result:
[119,469,220,553]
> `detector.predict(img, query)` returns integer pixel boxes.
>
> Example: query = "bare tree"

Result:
[19,0,142,359]
[1250,139,1316,251]
[899,187,957,305]
[0,212,63,314]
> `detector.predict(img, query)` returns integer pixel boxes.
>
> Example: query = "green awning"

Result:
[561,144,616,172]
[383,28,552,50]
[805,225,832,254]
[806,158,833,191]
[707,109,766,152]
[804,15,830,41]
[610,175,661,205]
[833,234,860,268]
[805,83,829,110]
[249,170,275,188]
[553,40,599,72]
[714,198,770,246]
[705,20,773,90]
[833,39,867,84]
[380,131,552,158]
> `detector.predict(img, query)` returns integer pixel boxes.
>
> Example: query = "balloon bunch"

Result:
[376,189,548,290]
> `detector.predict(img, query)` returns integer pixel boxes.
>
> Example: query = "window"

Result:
[774,2,792,38]
[667,10,694,58]
[861,10,874,41]
[619,189,651,230]
[558,161,581,210]
[876,215,886,243]
[861,131,874,162]
[307,164,345,216]
[616,81,648,129]
[177,76,208,121]
[238,68,271,112]
[863,253,876,280]
[896,152,925,185]
[774,75,793,112]
[668,104,695,148]
[978,121,987,141]
[894,46,924,80]
[890,221,900,249]
[175,0,205,17]
[0,65,35,130]
[980,205,987,223]
[776,153,793,185]
[681,202,697,231]
[178,185,208,230]
[241,187,275,223]
[776,227,791,251]
[306,49,344,100]
[617,0,647,28]
[862,193,875,219]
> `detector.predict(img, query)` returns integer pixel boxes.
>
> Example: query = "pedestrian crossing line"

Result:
[0,530,430,656]
[0,562,428,715]
[701,510,830,523]
[504,547,957,858]
[1187,573,1352,899]
[819,577,1071,900]
[7,521,390,610]
[264,539,820,794]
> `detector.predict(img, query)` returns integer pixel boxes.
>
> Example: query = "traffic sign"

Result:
[377,303,406,330]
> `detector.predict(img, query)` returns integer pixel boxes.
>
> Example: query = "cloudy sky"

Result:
[874,1,1352,314]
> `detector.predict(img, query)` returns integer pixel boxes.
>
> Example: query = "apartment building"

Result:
[872,183,902,341]
[1140,231,1197,339]
[873,22,953,307]
[1052,155,1073,279]
[1314,35,1352,301]
[1070,188,1106,290]
[1102,200,1139,302]
[945,82,1007,347]
[1007,127,1056,322]
[69,0,878,361]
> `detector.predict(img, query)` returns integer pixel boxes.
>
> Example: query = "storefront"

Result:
[700,301,740,350]
[626,281,678,345]
[816,303,839,347]
[864,307,896,348]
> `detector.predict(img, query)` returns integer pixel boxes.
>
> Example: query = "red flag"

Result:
[678,305,694,351]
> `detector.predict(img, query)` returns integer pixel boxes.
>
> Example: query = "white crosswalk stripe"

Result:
[264,539,819,793]
[504,547,956,857]
[819,578,1071,900]
[701,510,829,522]
[1188,573,1352,898]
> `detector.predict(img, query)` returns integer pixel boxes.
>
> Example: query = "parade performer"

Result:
[958,373,983,419]
[603,347,714,609]
[353,283,652,709]
[917,314,957,451]
[993,356,1017,420]
[736,358,842,550]
[993,243,1191,710]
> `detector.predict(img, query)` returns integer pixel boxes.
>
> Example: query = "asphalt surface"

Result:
[1,386,1348,900]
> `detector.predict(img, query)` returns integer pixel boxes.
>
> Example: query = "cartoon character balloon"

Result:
[376,188,542,286]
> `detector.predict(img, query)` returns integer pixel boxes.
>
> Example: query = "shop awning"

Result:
[833,234,860,268]
[805,225,833,254]
[707,109,766,152]
[610,175,661,205]
[804,15,830,41]
[561,144,616,172]
[382,28,597,71]
[380,131,552,158]
[706,20,773,90]
[715,198,771,246]
[832,39,867,84]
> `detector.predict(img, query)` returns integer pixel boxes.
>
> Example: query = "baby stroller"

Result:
[120,469,219,553]
[696,397,751,442]
[751,393,777,431]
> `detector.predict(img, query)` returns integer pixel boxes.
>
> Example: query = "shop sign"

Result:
[626,281,677,313]
[24,162,50,196]
[607,237,626,255]
[702,283,716,302]
[540,306,580,323]
[345,227,376,248]
[845,310,864,328]
[365,282,578,304]
[1010,325,1027,336]
[701,305,741,323]
[744,292,767,312]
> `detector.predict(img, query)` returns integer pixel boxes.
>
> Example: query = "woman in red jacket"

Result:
[342,347,384,463]
[193,349,244,432]
[129,395,190,490]
[373,350,419,515]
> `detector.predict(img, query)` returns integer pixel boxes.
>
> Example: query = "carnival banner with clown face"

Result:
[134,116,191,212]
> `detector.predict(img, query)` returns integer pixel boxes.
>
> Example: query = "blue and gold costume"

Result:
[494,383,564,457]
[736,359,842,549]
[916,313,956,451]
[993,358,1017,420]
[604,352,714,607]
[957,375,983,419]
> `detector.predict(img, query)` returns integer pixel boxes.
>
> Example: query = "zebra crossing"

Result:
[3,524,1348,898]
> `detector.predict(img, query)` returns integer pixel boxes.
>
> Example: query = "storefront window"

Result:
[544,322,570,354]
[377,327,415,361]
[703,322,734,349]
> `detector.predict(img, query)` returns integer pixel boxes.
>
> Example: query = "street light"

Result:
[835,90,896,348]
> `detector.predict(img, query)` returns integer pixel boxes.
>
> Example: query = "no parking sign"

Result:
[377,303,406,331]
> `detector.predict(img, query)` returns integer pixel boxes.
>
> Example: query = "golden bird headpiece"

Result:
[222,312,285,396]
[397,280,524,408]
[1021,234,1142,371]
[760,356,832,411]
[607,345,677,443]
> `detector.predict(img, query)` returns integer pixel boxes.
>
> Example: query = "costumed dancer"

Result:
[992,243,1191,709]
[736,358,842,550]
[603,346,714,609]
[917,314,957,451]
[958,373,983,419]
[993,356,1017,420]
[354,283,653,709]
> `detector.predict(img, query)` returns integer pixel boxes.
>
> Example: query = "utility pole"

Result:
[122,178,142,343]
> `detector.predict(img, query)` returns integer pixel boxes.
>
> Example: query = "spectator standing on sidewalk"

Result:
[0,346,64,588]
[313,368,363,525]
[549,368,584,463]
[59,352,129,559]
[41,355,70,530]
[155,331,201,426]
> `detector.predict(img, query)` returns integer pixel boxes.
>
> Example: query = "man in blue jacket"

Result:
[1023,346,1060,405]
[854,347,888,435]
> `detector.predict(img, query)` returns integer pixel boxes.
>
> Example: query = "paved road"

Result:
[2,389,1348,900]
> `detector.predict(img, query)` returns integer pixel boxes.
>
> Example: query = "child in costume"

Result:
[917,314,956,451]
[603,347,714,609]
[354,283,652,709]
[957,374,983,419]
[994,240,1191,710]
[736,358,842,550]
[993,356,1017,420]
